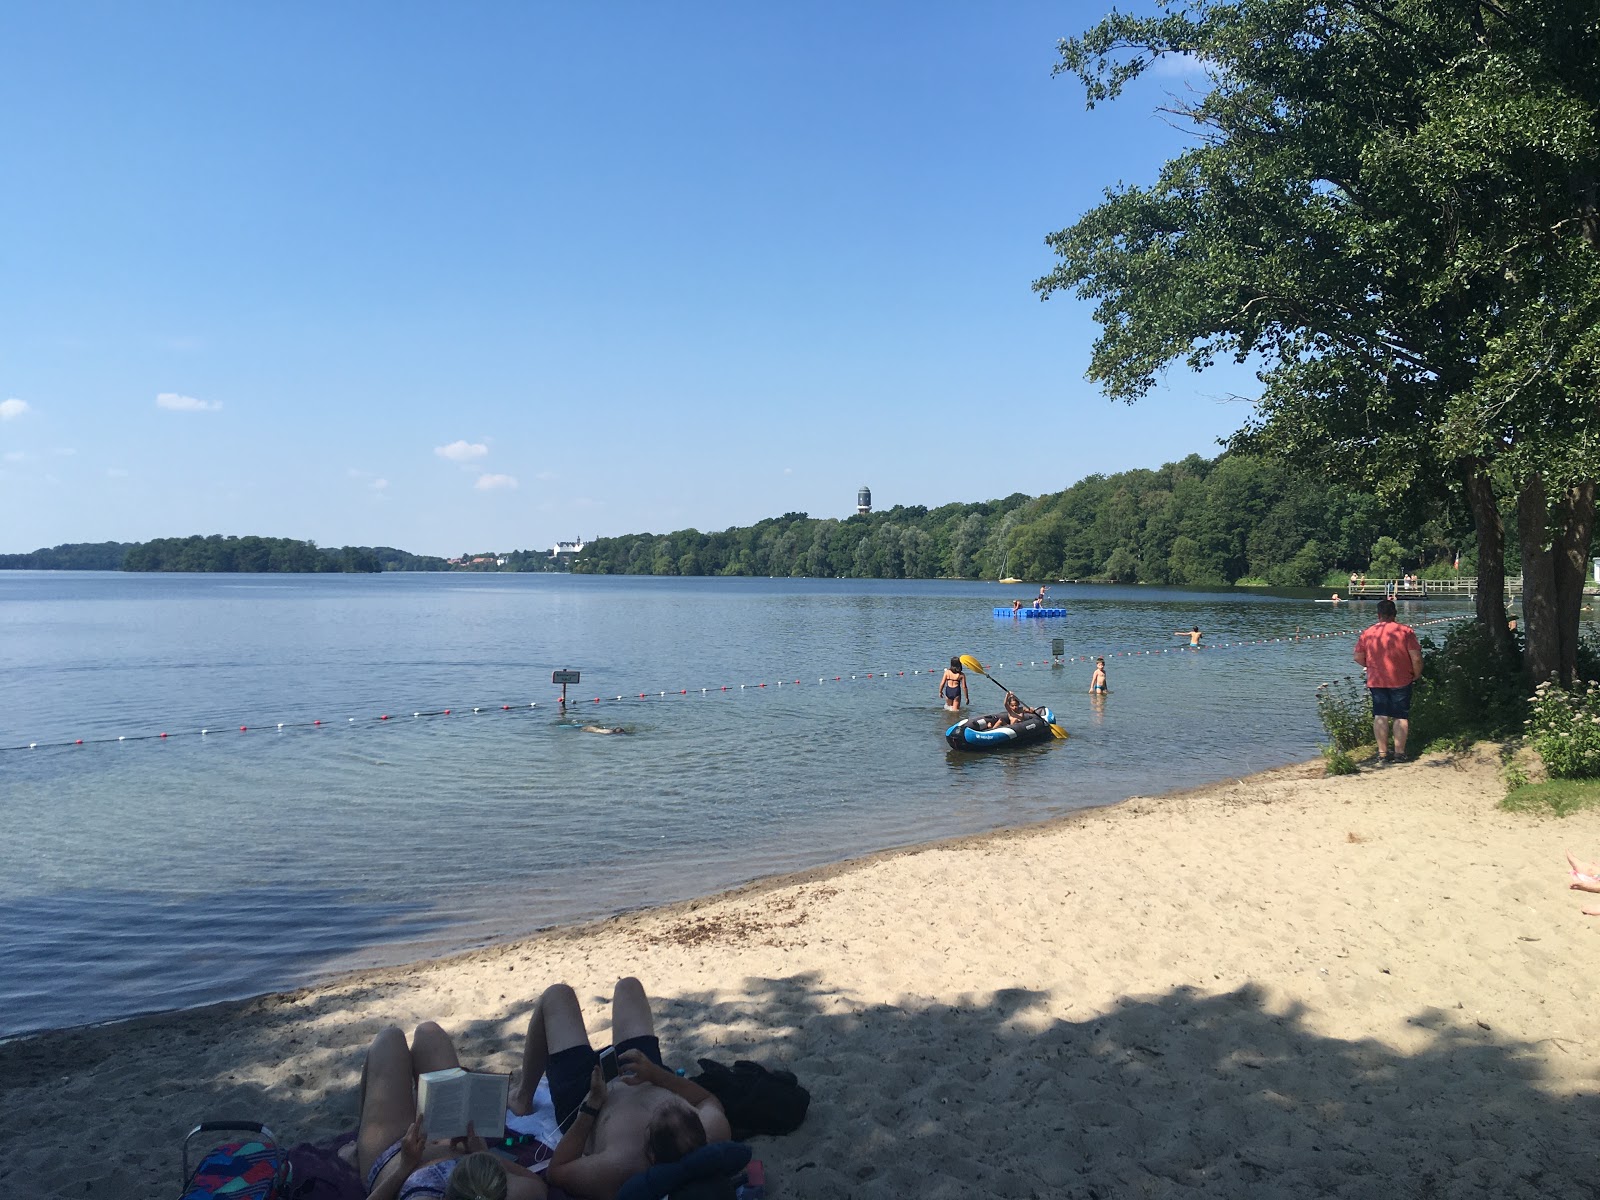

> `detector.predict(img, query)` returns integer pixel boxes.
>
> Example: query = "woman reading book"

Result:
[357,1021,548,1200]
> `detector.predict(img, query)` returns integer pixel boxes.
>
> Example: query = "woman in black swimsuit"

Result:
[939,657,969,712]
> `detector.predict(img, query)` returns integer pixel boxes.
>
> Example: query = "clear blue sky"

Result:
[0,2,1250,557]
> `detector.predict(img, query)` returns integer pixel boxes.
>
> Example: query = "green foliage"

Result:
[1409,623,1526,745]
[1322,744,1360,776]
[1501,779,1600,817]
[113,535,453,573]
[0,542,134,570]
[1526,681,1600,779]
[1314,678,1373,753]
[1367,536,1405,578]
[574,452,1468,580]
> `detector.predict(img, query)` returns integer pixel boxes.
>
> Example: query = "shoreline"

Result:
[5,747,1598,1198]
[0,759,1322,1048]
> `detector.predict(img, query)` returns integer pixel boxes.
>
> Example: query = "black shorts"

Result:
[1369,685,1413,719]
[546,1034,664,1129]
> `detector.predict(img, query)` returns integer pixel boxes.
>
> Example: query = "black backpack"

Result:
[689,1058,810,1140]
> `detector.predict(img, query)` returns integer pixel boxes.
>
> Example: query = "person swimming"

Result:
[581,725,633,735]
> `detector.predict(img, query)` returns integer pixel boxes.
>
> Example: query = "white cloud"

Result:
[0,398,30,420]
[783,467,794,474]
[156,392,222,412]
[3,450,25,462]
[53,447,76,456]
[371,478,389,491]
[475,473,518,491]
[435,440,488,462]
[107,467,130,478]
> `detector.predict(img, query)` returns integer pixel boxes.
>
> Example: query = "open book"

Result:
[416,1067,509,1141]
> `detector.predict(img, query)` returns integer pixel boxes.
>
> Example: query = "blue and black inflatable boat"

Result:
[945,707,1058,752]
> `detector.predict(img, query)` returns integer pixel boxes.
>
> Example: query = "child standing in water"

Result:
[1089,657,1108,694]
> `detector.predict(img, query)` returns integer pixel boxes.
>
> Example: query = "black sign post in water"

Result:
[552,668,580,708]
[1051,637,1065,665]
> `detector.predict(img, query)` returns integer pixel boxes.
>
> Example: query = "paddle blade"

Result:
[959,654,986,674]
[1048,722,1069,739]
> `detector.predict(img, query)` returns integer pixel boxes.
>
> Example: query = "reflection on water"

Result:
[0,573,1467,1037]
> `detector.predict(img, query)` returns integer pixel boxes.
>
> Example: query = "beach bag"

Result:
[689,1059,809,1140]
[179,1122,292,1200]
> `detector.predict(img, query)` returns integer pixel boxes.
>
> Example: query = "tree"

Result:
[1038,0,1600,683]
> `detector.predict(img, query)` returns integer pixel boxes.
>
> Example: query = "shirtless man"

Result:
[515,978,731,1200]
[1174,626,1203,646]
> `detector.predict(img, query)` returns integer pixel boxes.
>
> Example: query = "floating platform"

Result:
[994,607,1067,618]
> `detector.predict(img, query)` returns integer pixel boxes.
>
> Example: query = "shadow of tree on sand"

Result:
[8,972,1596,1199]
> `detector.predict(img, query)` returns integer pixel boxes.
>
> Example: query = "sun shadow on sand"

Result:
[7,971,1595,1199]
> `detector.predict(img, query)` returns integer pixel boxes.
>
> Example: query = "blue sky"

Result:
[0,2,1246,557]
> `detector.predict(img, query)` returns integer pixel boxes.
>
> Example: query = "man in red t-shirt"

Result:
[1353,598,1424,763]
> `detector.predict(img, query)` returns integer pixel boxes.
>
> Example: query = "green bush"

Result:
[1408,620,1525,746]
[1526,680,1600,779]
[1315,677,1374,752]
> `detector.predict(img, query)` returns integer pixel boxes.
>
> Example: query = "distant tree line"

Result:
[0,536,453,573]
[572,453,1478,584]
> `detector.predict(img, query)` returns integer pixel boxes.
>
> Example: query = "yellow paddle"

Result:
[959,655,1068,739]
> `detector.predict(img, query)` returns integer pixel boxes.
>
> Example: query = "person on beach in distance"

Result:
[1567,851,1600,917]
[356,1023,548,1200]
[1174,626,1202,646]
[520,978,732,1200]
[939,657,969,712]
[1353,598,1424,764]
[1089,657,1108,694]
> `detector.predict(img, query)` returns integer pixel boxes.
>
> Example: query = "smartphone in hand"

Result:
[598,1046,619,1083]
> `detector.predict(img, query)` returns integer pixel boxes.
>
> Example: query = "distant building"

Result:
[857,485,872,515]
[550,537,588,559]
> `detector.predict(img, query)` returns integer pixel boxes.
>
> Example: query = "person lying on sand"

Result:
[517,978,732,1200]
[1568,851,1600,892]
[356,1022,548,1200]
[1564,852,1600,917]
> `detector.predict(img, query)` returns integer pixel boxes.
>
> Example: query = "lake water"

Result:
[0,572,1465,1038]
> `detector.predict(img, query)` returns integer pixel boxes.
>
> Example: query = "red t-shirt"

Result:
[1356,619,1421,688]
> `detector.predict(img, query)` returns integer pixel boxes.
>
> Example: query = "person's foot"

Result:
[1391,751,1410,763]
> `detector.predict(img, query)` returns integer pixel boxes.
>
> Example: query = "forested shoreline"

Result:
[572,453,1477,584]
[0,536,450,573]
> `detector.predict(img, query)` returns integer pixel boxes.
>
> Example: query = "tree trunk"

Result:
[1554,481,1597,684]
[1464,460,1515,658]
[1519,474,1561,683]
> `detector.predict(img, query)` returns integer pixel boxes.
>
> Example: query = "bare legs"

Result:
[609,976,656,1046]
[1371,715,1409,758]
[356,1027,419,1181]
[511,983,591,1114]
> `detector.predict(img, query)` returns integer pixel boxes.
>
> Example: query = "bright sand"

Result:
[3,747,1597,1199]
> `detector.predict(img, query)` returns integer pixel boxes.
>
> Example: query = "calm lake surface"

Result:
[0,572,1463,1038]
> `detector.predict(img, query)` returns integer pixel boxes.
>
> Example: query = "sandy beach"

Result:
[4,746,1597,1199]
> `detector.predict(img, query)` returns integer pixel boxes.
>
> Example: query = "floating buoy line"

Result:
[2,614,1470,754]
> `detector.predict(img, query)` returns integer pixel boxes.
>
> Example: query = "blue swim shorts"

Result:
[1368,685,1413,720]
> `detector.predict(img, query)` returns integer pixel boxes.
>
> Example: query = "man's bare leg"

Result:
[511,983,590,1114]
[1371,715,1390,758]
[609,976,656,1046]
[1392,717,1409,757]
[356,1026,416,1180]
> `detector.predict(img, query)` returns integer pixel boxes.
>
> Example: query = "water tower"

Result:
[857,485,872,515]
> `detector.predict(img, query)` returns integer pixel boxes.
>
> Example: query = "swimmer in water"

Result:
[1089,657,1107,694]
[1174,626,1203,646]
[582,725,633,735]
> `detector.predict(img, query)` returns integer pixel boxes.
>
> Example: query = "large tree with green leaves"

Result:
[1037,0,1600,684]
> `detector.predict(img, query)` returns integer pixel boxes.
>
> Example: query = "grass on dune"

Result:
[1501,778,1600,817]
